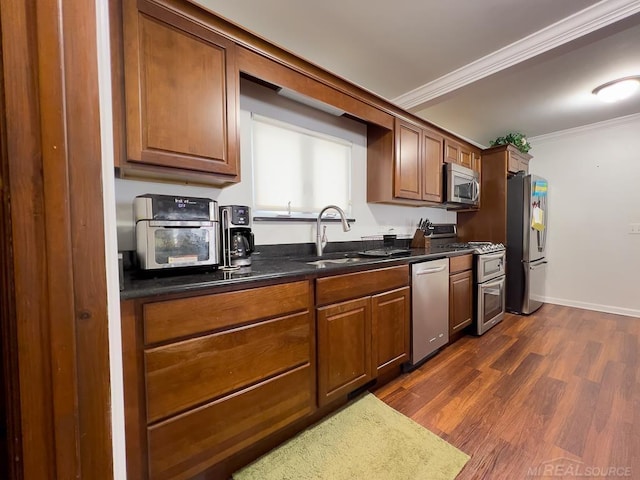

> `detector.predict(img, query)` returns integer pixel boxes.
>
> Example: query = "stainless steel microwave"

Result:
[444,163,480,208]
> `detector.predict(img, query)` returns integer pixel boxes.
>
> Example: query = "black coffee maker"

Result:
[220,205,255,268]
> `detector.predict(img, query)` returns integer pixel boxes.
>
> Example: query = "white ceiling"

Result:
[195,0,640,145]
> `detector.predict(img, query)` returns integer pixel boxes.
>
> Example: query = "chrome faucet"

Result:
[316,205,351,256]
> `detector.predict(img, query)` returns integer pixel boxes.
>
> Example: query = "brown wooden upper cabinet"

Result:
[119,0,240,185]
[457,144,533,243]
[473,151,482,172]
[444,137,480,172]
[395,119,444,203]
[368,119,444,205]
[507,148,531,174]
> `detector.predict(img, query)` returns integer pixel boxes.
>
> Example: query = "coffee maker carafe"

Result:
[220,205,254,267]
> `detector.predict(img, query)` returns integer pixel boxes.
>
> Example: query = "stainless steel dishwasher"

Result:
[409,258,449,368]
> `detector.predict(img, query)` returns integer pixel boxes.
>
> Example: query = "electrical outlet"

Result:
[629,223,640,234]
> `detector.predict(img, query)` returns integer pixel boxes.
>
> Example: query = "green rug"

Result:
[233,393,469,480]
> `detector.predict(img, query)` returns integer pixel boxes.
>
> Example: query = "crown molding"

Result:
[393,0,640,110]
[529,112,640,143]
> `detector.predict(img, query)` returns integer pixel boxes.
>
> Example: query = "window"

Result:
[251,114,352,218]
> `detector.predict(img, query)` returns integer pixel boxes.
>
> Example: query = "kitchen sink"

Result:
[306,257,363,267]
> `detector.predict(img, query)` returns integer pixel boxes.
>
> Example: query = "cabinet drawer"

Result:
[145,311,311,422]
[143,281,310,344]
[450,254,473,274]
[316,265,409,306]
[147,365,314,480]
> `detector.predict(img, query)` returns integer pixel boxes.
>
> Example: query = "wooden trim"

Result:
[0,0,113,478]
[0,1,57,477]
[110,0,126,168]
[0,14,23,478]
[237,46,394,129]
[121,299,149,480]
[58,0,113,475]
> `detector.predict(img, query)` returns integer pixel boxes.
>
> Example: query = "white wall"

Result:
[95,1,127,478]
[115,79,455,251]
[529,113,640,317]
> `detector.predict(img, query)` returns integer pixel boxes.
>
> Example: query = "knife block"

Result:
[410,229,431,249]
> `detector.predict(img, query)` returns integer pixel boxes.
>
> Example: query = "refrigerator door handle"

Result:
[540,196,548,252]
[537,230,543,252]
[529,260,548,269]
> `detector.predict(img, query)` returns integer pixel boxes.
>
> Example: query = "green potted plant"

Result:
[489,132,530,154]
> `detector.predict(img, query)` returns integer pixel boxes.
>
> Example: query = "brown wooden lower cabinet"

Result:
[449,256,473,337]
[144,311,311,423]
[317,297,373,407]
[121,266,411,479]
[121,280,315,480]
[372,287,410,374]
[147,365,313,480]
[316,265,410,407]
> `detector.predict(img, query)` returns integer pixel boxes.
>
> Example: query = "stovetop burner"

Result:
[446,241,505,254]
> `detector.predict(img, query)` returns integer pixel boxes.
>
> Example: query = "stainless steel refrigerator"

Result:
[506,172,548,314]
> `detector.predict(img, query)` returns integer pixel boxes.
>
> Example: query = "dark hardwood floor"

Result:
[376,304,640,479]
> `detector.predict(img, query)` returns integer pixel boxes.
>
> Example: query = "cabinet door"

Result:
[444,139,460,164]
[445,138,474,169]
[508,151,530,175]
[459,146,473,169]
[507,152,520,174]
[473,152,482,173]
[317,298,373,406]
[394,119,423,200]
[372,287,410,374]
[449,270,473,336]
[422,128,444,202]
[123,0,239,179]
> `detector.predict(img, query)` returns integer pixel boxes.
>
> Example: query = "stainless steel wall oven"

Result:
[473,244,506,335]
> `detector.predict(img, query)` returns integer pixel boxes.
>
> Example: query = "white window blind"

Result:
[251,114,352,216]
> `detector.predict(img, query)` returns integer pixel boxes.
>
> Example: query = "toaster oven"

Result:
[134,194,220,270]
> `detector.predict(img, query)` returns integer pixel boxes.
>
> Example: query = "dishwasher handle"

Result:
[415,265,447,275]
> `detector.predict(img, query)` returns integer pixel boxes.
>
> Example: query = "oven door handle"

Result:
[484,288,502,296]
[480,252,505,261]
[481,277,505,290]
[148,220,214,227]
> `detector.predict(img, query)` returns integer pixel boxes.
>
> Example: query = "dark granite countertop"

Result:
[120,246,474,300]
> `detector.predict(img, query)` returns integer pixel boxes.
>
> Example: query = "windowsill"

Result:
[253,215,356,223]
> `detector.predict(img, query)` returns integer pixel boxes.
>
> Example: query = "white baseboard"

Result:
[542,296,640,319]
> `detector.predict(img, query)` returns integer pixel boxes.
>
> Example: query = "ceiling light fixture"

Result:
[592,76,640,103]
